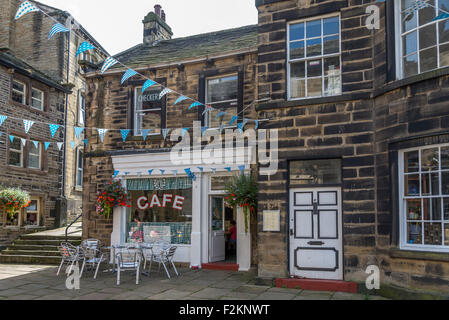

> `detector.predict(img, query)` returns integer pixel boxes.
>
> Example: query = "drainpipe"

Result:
[62,16,72,201]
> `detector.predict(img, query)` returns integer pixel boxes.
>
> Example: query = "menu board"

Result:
[263,210,280,232]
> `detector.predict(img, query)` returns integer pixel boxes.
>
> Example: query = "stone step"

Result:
[14,239,82,246]
[2,250,61,256]
[7,244,60,251]
[20,234,81,241]
[0,254,61,265]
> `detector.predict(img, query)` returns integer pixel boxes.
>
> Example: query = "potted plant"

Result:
[96,179,131,219]
[0,187,31,226]
[224,174,257,233]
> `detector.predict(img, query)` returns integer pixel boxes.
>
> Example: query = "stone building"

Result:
[255,0,449,294]
[0,0,107,227]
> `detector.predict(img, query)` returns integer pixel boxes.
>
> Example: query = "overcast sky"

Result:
[37,0,258,55]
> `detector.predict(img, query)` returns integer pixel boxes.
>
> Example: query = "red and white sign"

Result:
[137,194,185,211]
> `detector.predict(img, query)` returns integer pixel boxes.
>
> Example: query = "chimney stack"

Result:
[143,5,173,44]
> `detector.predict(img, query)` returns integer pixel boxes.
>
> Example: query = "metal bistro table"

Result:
[104,243,154,277]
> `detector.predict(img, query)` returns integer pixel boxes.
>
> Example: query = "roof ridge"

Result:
[165,24,258,43]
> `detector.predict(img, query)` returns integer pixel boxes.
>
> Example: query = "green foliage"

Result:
[96,180,131,219]
[0,187,31,219]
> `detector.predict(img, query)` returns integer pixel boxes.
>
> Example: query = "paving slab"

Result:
[190,287,233,299]
[147,289,192,300]
[219,291,259,300]
[6,294,39,300]
[234,284,270,294]
[331,292,367,300]
[76,292,115,300]
[294,290,334,300]
[256,292,297,300]
[211,280,247,289]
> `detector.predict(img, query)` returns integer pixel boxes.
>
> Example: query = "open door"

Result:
[210,196,225,262]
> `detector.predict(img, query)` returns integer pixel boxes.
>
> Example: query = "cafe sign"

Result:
[137,194,185,211]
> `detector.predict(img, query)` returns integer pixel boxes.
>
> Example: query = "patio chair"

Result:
[79,247,107,280]
[148,245,179,279]
[57,242,83,276]
[81,239,102,250]
[115,247,143,285]
[142,240,169,271]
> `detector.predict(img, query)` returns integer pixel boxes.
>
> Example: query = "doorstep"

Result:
[202,262,239,272]
[275,278,358,294]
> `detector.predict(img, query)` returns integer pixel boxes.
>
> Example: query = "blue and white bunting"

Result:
[238,165,245,173]
[48,23,69,40]
[97,129,108,143]
[211,168,217,174]
[433,12,449,21]
[254,120,259,130]
[32,141,38,149]
[197,167,204,173]
[100,57,118,75]
[181,128,189,137]
[229,116,238,126]
[83,139,88,147]
[185,168,196,181]
[9,135,14,143]
[120,129,130,142]
[215,111,227,119]
[148,169,154,176]
[74,127,85,140]
[172,170,178,177]
[75,42,95,57]
[57,142,64,151]
[201,127,209,136]
[202,105,214,116]
[141,129,151,141]
[237,123,244,133]
[241,118,250,128]
[162,129,171,140]
[70,141,76,150]
[121,69,138,84]
[160,169,165,175]
[114,171,120,178]
[0,115,7,126]
[20,138,27,147]
[188,102,202,110]
[49,124,60,137]
[142,80,157,93]
[23,120,34,134]
[159,88,172,100]
[174,96,189,105]
[225,167,232,173]
[44,142,51,151]
[15,1,40,20]
[403,0,430,17]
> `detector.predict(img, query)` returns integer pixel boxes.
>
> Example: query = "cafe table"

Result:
[103,243,154,276]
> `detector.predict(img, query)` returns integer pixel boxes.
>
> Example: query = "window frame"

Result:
[12,79,26,105]
[395,0,449,79]
[205,74,239,128]
[398,143,449,252]
[287,13,342,101]
[133,85,165,137]
[8,135,24,168]
[27,141,42,170]
[76,148,83,188]
[31,87,44,111]
[24,197,40,227]
[78,91,86,126]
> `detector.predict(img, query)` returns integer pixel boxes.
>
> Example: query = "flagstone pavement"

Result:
[0,264,388,300]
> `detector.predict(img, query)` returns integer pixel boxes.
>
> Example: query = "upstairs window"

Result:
[288,15,341,99]
[76,148,83,188]
[134,86,165,136]
[206,75,238,128]
[28,142,41,170]
[397,0,449,78]
[12,80,26,104]
[8,136,23,167]
[78,91,86,125]
[31,88,44,111]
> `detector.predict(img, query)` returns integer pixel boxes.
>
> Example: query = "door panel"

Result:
[290,188,343,280]
[210,196,225,262]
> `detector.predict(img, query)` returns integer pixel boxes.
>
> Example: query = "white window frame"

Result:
[31,87,44,111]
[133,86,163,137]
[12,80,26,105]
[76,148,83,188]
[24,197,40,227]
[78,91,86,126]
[399,143,449,252]
[28,142,41,170]
[205,74,239,128]
[395,0,449,79]
[287,13,342,100]
[9,136,23,168]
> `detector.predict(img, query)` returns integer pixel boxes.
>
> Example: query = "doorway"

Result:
[209,195,236,263]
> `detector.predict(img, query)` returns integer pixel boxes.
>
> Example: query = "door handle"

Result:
[290,229,294,236]
[308,241,325,246]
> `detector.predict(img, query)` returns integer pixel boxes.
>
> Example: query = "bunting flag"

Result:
[241,118,250,128]
[0,132,2,137]
[74,127,85,140]
[23,120,34,134]
[211,168,217,174]
[162,129,170,140]
[202,105,214,116]
[254,120,259,130]
[219,125,224,134]
[201,127,209,136]
[172,170,178,177]
[75,42,95,57]
[114,170,120,178]
[97,129,108,143]
[181,128,189,137]
[188,102,202,110]
[48,23,69,40]
[20,138,27,147]
[137,172,142,177]
[174,96,189,105]
[0,115,7,126]
[15,1,40,20]
[433,12,449,21]
[148,169,154,176]
[142,79,157,93]
[229,116,238,126]
[83,139,88,147]
[44,142,51,151]
[160,169,165,175]
[185,168,196,181]
[70,141,76,150]
[120,129,130,142]
[159,88,172,100]
[121,69,138,84]
[224,167,232,173]
[32,141,38,149]
[141,129,151,141]
[9,135,14,143]
[215,111,227,119]
[49,124,60,137]
[403,0,430,17]
[124,172,130,176]
[100,57,118,74]
[238,165,245,173]
[237,122,244,133]
[197,167,204,172]
[57,142,64,151]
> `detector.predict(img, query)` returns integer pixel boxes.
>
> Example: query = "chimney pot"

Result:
[154,4,161,17]
[161,10,166,22]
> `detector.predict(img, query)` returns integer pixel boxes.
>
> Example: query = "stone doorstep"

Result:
[201,263,239,272]
[275,278,358,294]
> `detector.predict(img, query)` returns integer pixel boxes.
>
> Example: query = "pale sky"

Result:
[37,0,258,55]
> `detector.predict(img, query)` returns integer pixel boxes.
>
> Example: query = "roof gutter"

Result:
[84,47,258,78]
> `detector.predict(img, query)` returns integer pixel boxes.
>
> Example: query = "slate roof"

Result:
[112,24,258,69]
[0,51,71,93]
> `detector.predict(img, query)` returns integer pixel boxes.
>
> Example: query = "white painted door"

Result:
[210,196,225,262]
[289,188,343,280]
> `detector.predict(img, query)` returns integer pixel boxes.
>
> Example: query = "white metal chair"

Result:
[57,242,83,276]
[148,245,179,279]
[79,247,106,279]
[115,247,143,285]
[81,239,102,250]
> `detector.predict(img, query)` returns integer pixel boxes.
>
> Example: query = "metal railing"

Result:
[65,214,82,242]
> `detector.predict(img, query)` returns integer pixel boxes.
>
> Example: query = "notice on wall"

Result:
[263,210,280,232]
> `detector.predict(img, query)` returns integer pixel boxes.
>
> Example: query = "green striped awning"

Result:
[127,177,192,191]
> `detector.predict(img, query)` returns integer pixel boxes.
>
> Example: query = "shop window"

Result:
[28,142,41,170]
[400,144,449,251]
[8,136,23,167]
[24,198,40,227]
[290,159,342,186]
[31,88,44,111]
[396,0,449,79]
[76,148,83,187]
[206,75,238,128]
[127,177,193,245]
[134,85,165,136]
[12,80,26,104]
[288,15,341,99]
